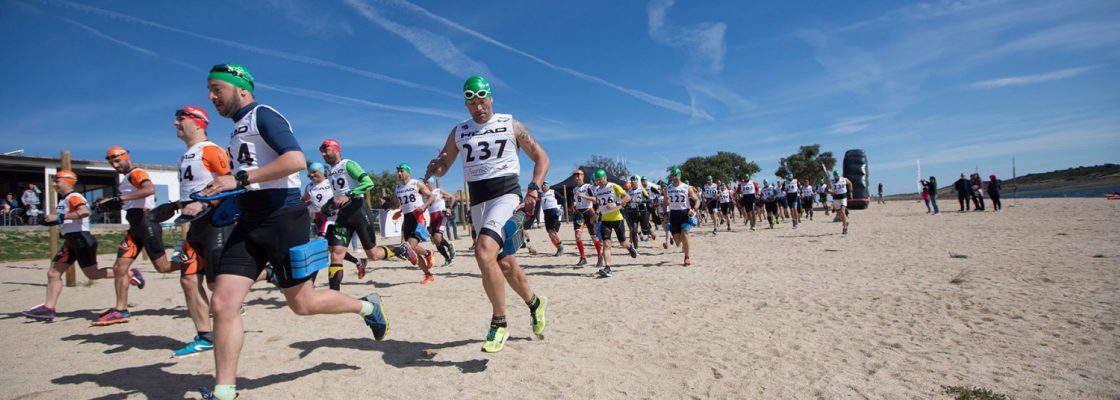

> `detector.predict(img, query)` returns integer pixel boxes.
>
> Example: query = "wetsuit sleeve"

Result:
[345,160,373,196]
[254,107,301,155]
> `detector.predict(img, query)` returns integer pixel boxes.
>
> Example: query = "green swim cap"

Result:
[397,163,412,173]
[706,175,713,181]
[630,175,639,181]
[463,76,492,99]
[593,169,607,179]
[832,170,840,177]
[669,166,682,176]
[208,63,254,92]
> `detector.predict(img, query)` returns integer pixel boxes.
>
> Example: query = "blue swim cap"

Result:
[308,162,327,173]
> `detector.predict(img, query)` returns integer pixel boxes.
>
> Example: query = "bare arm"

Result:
[417,183,434,212]
[119,180,156,202]
[514,119,549,191]
[426,128,459,179]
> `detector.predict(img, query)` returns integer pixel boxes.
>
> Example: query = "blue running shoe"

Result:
[172,335,214,358]
[362,293,388,341]
[199,387,238,399]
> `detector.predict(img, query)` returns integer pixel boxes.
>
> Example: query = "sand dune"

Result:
[1,198,1117,399]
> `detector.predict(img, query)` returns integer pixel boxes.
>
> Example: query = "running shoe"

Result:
[21,304,55,321]
[843,226,849,235]
[396,244,419,265]
[481,325,510,353]
[424,250,435,269]
[362,293,388,341]
[356,258,369,279]
[530,296,547,339]
[554,243,563,257]
[172,335,214,358]
[628,245,638,258]
[129,268,146,289]
[575,257,587,267]
[597,265,613,278]
[420,274,435,285]
[91,308,131,326]
[447,241,456,261]
[198,387,237,400]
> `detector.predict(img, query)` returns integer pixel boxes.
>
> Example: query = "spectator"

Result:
[988,174,1003,212]
[446,203,459,240]
[969,173,986,211]
[22,183,41,210]
[1,193,13,215]
[926,176,940,215]
[919,181,931,213]
[877,183,884,204]
[954,173,970,212]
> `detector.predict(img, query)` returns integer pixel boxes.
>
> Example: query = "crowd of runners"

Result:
[16,64,858,399]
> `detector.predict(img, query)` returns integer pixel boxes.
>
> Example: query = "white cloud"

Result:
[830,114,893,134]
[257,0,354,37]
[343,0,494,79]
[968,65,1100,89]
[363,0,703,119]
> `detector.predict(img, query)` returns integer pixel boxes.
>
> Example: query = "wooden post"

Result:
[60,151,77,287]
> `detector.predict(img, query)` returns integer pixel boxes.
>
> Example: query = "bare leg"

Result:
[496,255,534,303]
[112,257,134,310]
[282,278,363,315]
[180,274,211,333]
[44,262,73,309]
[474,235,509,317]
[211,275,254,386]
[151,256,176,273]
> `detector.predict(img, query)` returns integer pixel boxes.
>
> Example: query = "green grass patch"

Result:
[0,229,182,262]
[942,385,1012,400]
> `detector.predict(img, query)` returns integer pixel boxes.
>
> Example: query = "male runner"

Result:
[321,139,417,290]
[760,180,779,229]
[717,182,733,231]
[827,170,854,235]
[92,146,173,326]
[570,168,601,267]
[168,106,231,357]
[425,75,548,353]
[595,170,639,277]
[818,180,830,215]
[302,163,368,272]
[198,63,387,400]
[539,181,564,256]
[624,175,649,248]
[392,163,436,284]
[425,178,458,267]
[702,176,719,233]
[639,176,656,241]
[737,174,758,230]
[785,176,801,228]
[800,180,816,221]
[21,171,117,321]
[665,167,699,266]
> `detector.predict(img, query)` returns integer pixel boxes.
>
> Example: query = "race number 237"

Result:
[462,139,508,162]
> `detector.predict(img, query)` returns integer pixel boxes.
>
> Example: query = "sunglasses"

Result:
[175,109,208,123]
[463,89,489,100]
[105,153,127,161]
[210,64,255,89]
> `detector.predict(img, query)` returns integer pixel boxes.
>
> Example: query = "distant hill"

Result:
[888,163,1120,199]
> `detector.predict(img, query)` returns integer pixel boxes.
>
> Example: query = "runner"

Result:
[760,180,780,229]
[718,182,733,231]
[785,176,801,228]
[827,170,854,235]
[817,180,830,215]
[592,169,639,278]
[652,181,670,248]
[424,75,549,353]
[737,174,758,230]
[21,171,118,321]
[570,168,602,267]
[702,176,719,233]
[303,162,368,272]
[392,163,436,284]
[539,181,564,257]
[624,175,649,248]
[799,180,816,221]
[167,106,230,357]
[198,63,388,400]
[91,146,173,326]
[425,178,458,266]
[665,167,700,266]
[321,139,418,290]
[639,176,656,242]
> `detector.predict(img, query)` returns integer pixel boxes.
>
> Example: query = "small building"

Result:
[0,153,179,225]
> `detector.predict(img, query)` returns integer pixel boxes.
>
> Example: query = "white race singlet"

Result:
[396,179,424,213]
[574,183,595,210]
[228,105,301,191]
[832,178,849,195]
[786,179,799,194]
[427,188,447,213]
[119,168,155,210]
[667,183,691,211]
[739,180,756,195]
[305,180,333,210]
[453,113,520,182]
[178,141,224,199]
[540,189,560,211]
[58,192,90,234]
[703,183,718,199]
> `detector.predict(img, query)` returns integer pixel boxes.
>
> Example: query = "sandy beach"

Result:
[1,198,1117,399]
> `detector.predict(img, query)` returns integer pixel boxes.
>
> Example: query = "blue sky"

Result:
[1,0,1117,194]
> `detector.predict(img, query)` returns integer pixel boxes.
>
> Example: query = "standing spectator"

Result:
[22,184,43,225]
[877,183,884,204]
[919,181,931,213]
[1,193,13,217]
[954,173,970,211]
[446,202,459,240]
[970,173,986,211]
[988,175,1002,212]
[926,176,940,215]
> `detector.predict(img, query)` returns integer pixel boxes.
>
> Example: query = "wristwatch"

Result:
[235,170,251,189]
[527,182,540,193]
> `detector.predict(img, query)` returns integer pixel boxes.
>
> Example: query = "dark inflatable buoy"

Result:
[843,149,870,210]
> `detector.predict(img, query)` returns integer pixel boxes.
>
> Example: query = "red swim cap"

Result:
[320,139,341,154]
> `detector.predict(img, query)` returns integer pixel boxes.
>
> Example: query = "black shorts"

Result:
[834,193,848,200]
[573,208,597,236]
[327,201,377,249]
[184,207,234,280]
[778,196,789,208]
[668,210,690,235]
[786,193,799,207]
[801,197,814,210]
[740,194,756,210]
[214,205,311,289]
[401,211,422,242]
[765,201,779,214]
[599,219,626,244]
[55,231,98,268]
[544,208,561,232]
[117,209,166,260]
[819,194,828,203]
[651,211,663,226]
[705,199,718,212]
[719,202,732,214]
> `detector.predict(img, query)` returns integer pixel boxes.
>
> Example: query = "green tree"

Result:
[672,151,760,185]
[366,169,399,208]
[775,145,836,185]
[580,154,631,178]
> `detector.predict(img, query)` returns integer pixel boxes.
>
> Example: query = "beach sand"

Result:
[1,198,1117,399]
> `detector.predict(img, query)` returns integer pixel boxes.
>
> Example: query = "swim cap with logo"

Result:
[208,63,255,92]
[463,76,492,99]
[56,170,78,184]
[593,169,607,180]
[106,146,129,161]
[308,162,327,174]
[397,163,412,173]
[670,166,682,176]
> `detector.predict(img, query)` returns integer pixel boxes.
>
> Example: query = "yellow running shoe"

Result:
[481,325,509,353]
[530,296,548,339]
